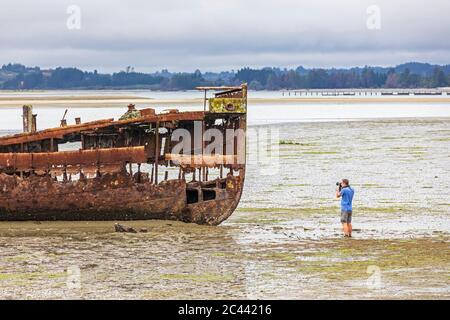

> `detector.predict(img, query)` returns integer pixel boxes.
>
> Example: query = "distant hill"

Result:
[394,62,450,76]
[1,62,449,90]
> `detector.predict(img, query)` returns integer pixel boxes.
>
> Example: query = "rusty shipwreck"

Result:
[0,84,247,225]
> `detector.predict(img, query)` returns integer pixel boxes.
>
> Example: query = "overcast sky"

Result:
[0,0,449,72]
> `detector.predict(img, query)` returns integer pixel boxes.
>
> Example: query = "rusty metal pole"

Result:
[154,121,160,184]
[31,114,37,133]
[202,119,206,181]
[202,90,207,181]
[22,105,33,133]
[22,106,28,132]
[203,90,207,111]
[63,165,68,182]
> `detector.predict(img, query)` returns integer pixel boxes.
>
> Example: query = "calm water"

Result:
[0,90,450,130]
[0,93,449,299]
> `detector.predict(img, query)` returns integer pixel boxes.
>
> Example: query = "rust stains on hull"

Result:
[0,172,244,225]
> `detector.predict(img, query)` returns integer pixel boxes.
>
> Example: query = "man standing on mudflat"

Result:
[336,179,355,237]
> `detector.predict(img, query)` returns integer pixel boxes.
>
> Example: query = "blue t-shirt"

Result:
[340,187,354,212]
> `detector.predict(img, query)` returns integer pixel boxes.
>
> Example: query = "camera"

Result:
[336,182,342,191]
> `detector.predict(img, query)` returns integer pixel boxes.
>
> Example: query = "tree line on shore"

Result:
[1,62,449,90]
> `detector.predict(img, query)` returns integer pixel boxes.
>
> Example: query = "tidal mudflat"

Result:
[0,118,449,299]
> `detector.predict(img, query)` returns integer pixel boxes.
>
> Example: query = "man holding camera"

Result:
[336,179,355,237]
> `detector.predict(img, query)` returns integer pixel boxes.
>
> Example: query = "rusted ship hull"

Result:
[0,85,247,225]
[0,170,244,225]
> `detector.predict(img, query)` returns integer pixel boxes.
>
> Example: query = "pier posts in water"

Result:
[282,88,449,97]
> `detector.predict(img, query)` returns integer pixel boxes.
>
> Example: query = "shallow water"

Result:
[0,90,450,130]
[0,116,449,299]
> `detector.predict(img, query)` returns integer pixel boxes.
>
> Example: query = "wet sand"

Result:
[0,221,448,299]
[0,118,449,299]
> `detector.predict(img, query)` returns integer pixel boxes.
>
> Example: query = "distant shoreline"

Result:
[0,96,449,108]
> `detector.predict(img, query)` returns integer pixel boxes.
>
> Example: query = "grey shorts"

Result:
[341,210,352,223]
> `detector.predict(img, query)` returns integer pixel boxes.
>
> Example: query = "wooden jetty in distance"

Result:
[282,88,450,97]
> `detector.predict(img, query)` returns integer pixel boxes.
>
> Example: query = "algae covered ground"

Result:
[0,118,449,299]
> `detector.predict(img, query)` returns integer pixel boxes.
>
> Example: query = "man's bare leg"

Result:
[342,223,349,237]
[348,223,353,237]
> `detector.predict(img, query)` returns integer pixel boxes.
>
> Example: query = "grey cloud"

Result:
[0,0,449,71]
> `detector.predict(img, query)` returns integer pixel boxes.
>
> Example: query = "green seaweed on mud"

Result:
[230,216,286,224]
[236,207,300,214]
[302,151,339,155]
[0,271,66,281]
[263,252,297,262]
[140,289,186,299]
[357,206,412,214]
[232,206,343,223]
[280,140,318,147]
[4,255,29,262]
[299,239,450,280]
[146,273,235,283]
[272,183,310,188]
[236,207,338,214]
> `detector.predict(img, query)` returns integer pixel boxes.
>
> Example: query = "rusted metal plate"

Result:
[140,108,156,117]
[0,171,244,225]
[184,171,245,225]
[0,111,206,147]
[0,119,114,146]
[196,86,243,91]
[116,111,206,125]
[0,173,187,221]
[165,154,239,167]
[0,147,147,170]
[48,164,123,176]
